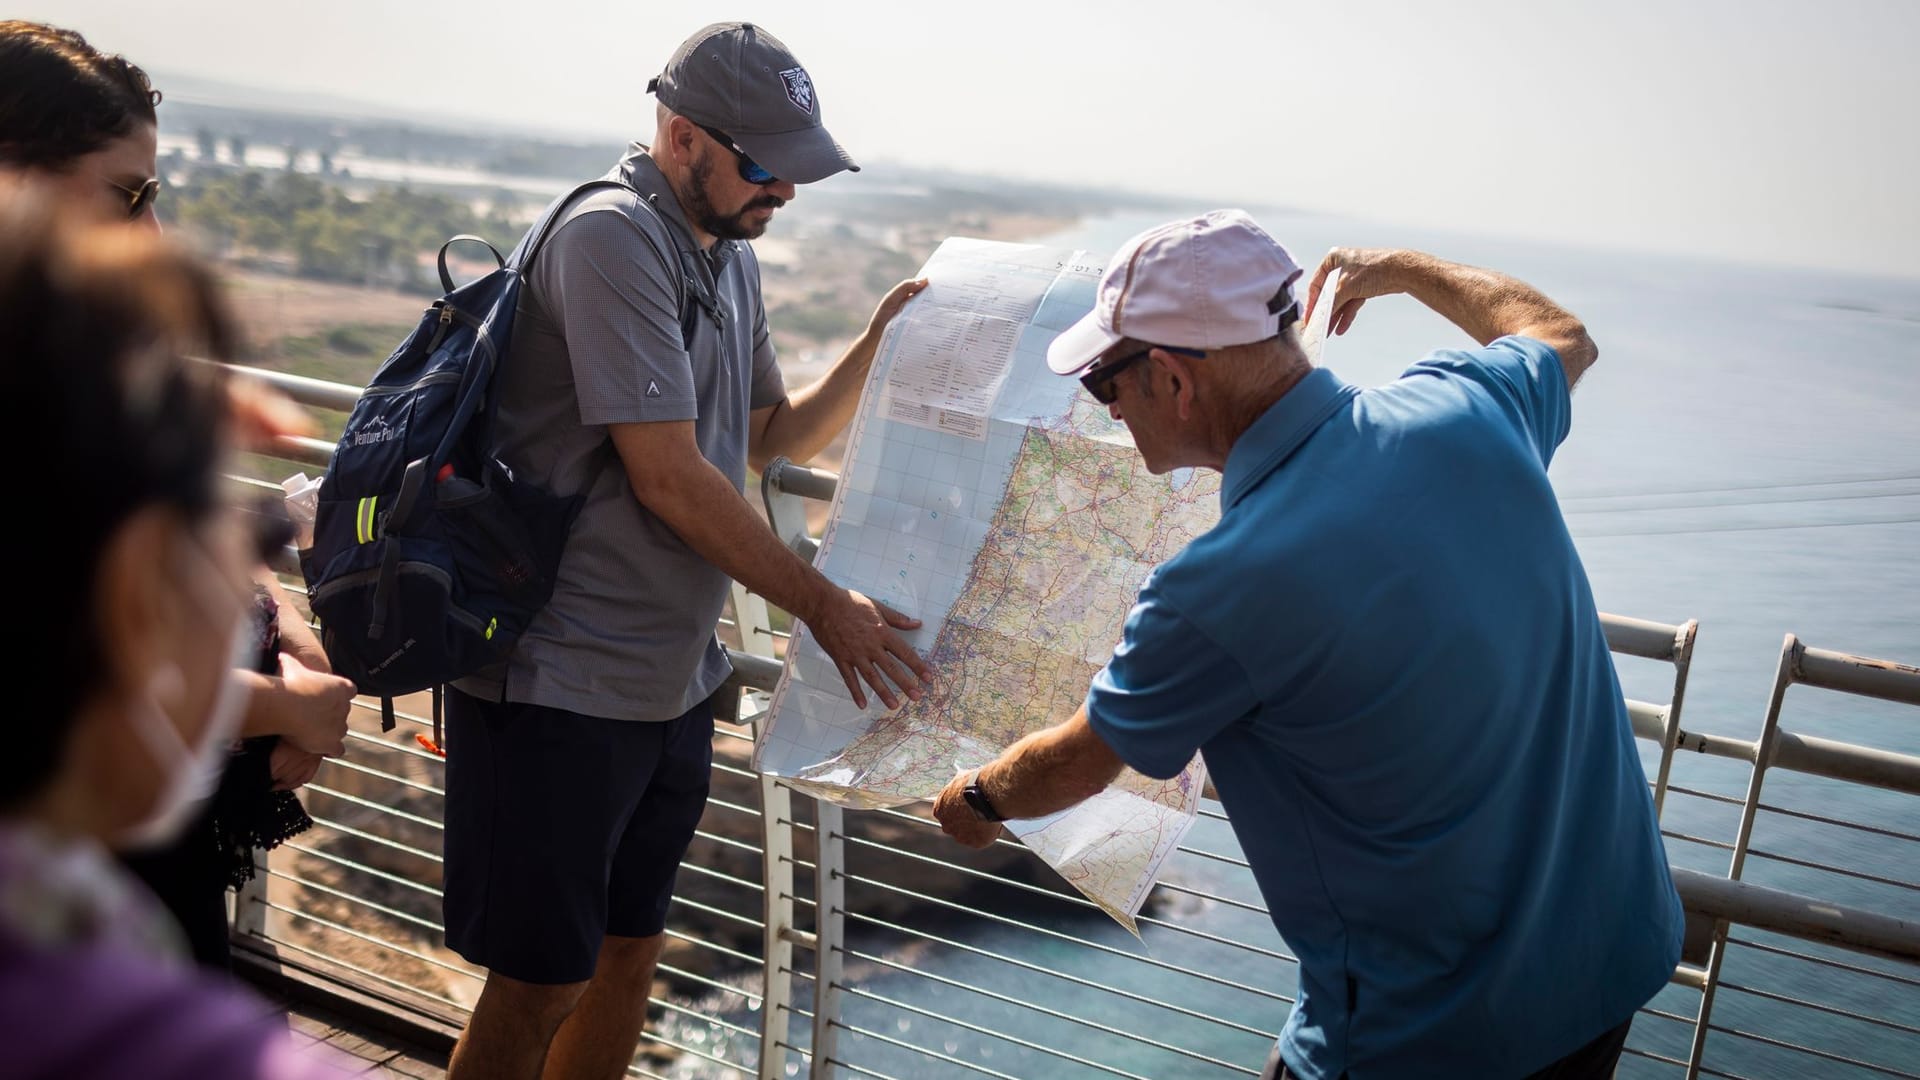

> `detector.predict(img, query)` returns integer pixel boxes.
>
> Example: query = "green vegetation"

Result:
[170,168,516,295]
[862,246,920,295]
[769,301,864,342]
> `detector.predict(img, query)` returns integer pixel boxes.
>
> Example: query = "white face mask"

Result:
[116,538,257,851]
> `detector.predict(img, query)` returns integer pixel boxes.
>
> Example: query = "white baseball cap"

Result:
[1047,209,1304,376]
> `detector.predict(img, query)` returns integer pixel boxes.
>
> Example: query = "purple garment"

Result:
[0,934,346,1079]
[0,826,349,1079]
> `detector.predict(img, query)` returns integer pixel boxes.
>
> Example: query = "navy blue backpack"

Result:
[301,180,652,737]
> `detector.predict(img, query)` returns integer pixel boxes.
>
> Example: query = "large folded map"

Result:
[752,238,1219,928]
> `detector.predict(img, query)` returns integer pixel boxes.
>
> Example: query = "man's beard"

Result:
[685,155,785,241]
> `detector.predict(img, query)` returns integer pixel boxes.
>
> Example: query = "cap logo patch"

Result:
[779,67,815,114]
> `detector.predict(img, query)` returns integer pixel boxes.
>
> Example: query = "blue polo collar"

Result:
[1221,367,1361,512]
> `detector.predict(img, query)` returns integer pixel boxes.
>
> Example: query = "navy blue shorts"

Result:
[442,688,714,985]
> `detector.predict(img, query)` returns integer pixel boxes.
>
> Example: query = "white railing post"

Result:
[232,842,271,941]
[809,802,847,1080]
[1684,633,1796,1079]
[758,774,799,1080]
[1651,619,1699,817]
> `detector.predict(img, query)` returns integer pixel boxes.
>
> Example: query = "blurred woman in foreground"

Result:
[0,18,358,971]
[0,183,342,1078]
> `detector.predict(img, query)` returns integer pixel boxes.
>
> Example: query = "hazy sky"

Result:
[29,0,1920,278]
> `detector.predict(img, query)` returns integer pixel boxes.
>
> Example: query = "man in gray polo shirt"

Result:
[443,23,932,1079]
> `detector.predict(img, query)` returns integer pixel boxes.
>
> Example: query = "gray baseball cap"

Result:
[647,22,859,185]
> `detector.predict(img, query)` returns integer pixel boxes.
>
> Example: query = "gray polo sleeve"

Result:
[746,254,786,411]
[535,206,698,426]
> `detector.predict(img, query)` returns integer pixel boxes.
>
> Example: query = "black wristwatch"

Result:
[962,769,1006,822]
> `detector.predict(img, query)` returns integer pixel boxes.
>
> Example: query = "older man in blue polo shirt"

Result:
[933,210,1682,1079]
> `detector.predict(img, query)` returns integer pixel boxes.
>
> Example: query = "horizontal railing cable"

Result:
[1724,936,1920,991]
[621,1012,752,1077]
[669,893,765,933]
[1717,979,1920,1038]
[1638,1006,1700,1026]
[1662,830,1735,852]
[1151,878,1272,916]
[304,814,440,863]
[259,900,481,981]
[655,964,763,1008]
[838,986,1154,1080]
[342,724,447,766]
[845,825,1284,961]
[1133,911,1295,963]
[827,1017,1024,1080]
[1706,1021,1920,1078]
[1619,1045,1689,1068]
[844,909,1279,1040]
[703,794,762,819]
[260,930,468,1012]
[823,1057,904,1080]
[279,841,442,899]
[262,868,443,933]
[711,760,761,782]
[320,753,444,796]
[304,783,443,831]
[773,812,818,835]
[844,942,1264,1074]
[649,991,761,1041]
[864,805,1015,849]
[840,834,1103,912]
[675,861,765,894]
[691,829,764,858]
[1174,843,1255,870]
[1756,801,1920,845]
[663,929,763,969]
[843,872,1291,1003]
[1745,846,1920,892]
[1665,784,1744,808]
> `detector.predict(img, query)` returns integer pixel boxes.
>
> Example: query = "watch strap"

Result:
[963,770,1006,823]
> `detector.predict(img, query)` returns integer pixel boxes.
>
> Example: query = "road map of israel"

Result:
[753,238,1217,929]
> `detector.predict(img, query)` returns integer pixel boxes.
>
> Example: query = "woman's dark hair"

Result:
[0,181,235,810]
[0,20,161,168]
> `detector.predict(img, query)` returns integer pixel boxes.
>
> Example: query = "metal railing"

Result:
[225,366,1919,1078]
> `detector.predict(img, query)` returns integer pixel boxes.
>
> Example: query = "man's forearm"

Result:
[977,709,1125,820]
[631,456,832,621]
[1386,251,1596,379]
[752,326,882,467]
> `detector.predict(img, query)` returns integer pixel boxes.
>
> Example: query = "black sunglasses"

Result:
[105,176,161,220]
[1080,345,1206,405]
[693,122,778,185]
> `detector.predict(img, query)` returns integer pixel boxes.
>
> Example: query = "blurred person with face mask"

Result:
[0,182,350,1077]
[0,19,359,971]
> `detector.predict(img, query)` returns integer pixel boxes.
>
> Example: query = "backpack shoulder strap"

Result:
[511,179,636,272]
[512,178,705,351]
